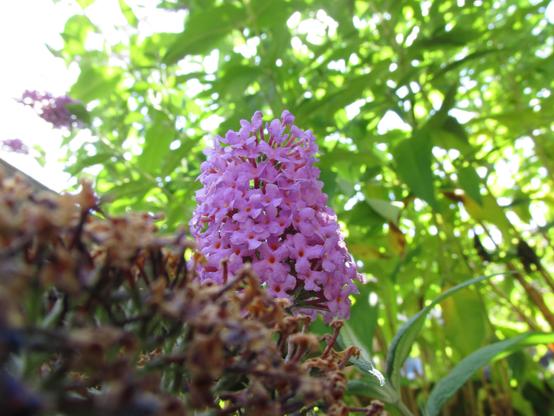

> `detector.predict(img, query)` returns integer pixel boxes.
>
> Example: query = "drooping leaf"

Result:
[366,199,401,225]
[346,379,391,403]
[431,116,471,154]
[76,0,95,8]
[66,153,112,176]
[388,222,406,256]
[347,372,410,414]
[70,66,122,103]
[346,201,385,228]
[425,332,554,416]
[441,287,488,356]
[386,273,505,388]
[212,65,264,99]
[457,166,482,205]
[61,15,96,56]
[416,25,482,49]
[65,102,91,125]
[392,134,437,209]
[341,283,378,356]
[138,110,176,174]
[442,116,468,143]
[250,0,294,29]
[297,74,373,120]
[163,4,246,64]
[462,194,512,236]
[104,180,154,202]
[118,0,139,28]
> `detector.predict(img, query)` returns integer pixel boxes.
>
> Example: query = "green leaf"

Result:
[510,191,532,224]
[212,65,264,99]
[266,23,291,62]
[432,48,503,80]
[138,110,176,174]
[392,134,437,209]
[462,194,512,236]
[386,273,505,389]
[297,74,373,119]
[250,0,294,29]
[441,288,488,356]
[417,26,482,49]
[341,284,379,355]
[61,15,96,56]
[346,201,385,228]
[425,84,471,155]
[347,379,391,403]
[347,374,414,415]
[337,289,384,390]
[65,102,91,125]
[366,199,401,225]
[431,116,471,154]
[70,66,122,103]
[510,390,536,416]
[349,356,385,387]
[457,166,482,205]
[77,0,95,8]
[442,116,468,143]
[425,332,554,416]
[66,153,111,176]
[104,180,154,201]
[118,0,139,27]
[438,85,459,118]
[163,4,246,64]
[320,148,380,180]
[341,338,390,404]
[160,144,192,177]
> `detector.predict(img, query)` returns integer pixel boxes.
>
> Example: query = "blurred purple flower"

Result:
[190,110,362,321]
[1,139,29,154]
[19,90,80,129]
[402,357,424,380]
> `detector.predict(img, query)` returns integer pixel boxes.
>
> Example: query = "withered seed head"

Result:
[0,170,361,416]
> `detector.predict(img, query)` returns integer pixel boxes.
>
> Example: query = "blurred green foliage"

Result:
[51,0,554,414]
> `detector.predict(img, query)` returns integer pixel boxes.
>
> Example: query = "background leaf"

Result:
[386,273,504,388]
[392,134,437,209]
[118,0,138,27]
[70,66,121,102]
[163,4,246,64]
[457,166,482,205]
[425,332,554,416]
[441,287,489,356]
[138,110,176,174]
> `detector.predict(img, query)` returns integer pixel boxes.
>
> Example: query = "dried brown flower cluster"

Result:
[0,172,383,416]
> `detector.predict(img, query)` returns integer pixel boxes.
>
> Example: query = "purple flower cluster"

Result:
[1,138,28,154]
[20,90,80,129]
[190,110,361,321]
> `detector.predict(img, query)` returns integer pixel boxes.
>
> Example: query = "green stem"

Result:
[381,383,415,416]
[395,399,416,416]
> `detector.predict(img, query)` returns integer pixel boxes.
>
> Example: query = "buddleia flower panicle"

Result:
[190,110,362,321]
[1,138,28,154]
[20,90,80,129]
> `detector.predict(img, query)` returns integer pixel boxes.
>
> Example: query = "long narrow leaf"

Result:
[339,323,385,387]
[386,273,506,388]
[425,332,554,416]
